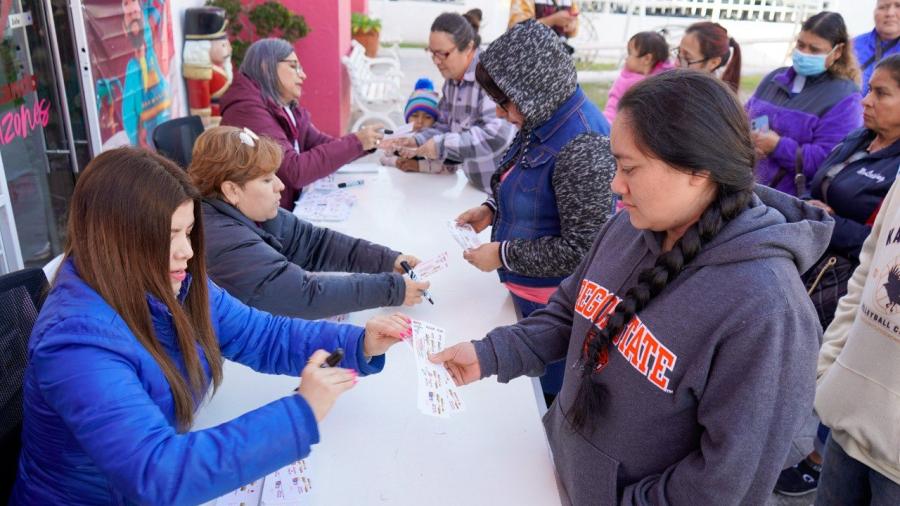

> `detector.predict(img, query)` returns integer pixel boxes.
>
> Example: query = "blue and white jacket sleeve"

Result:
[210,280,384,376]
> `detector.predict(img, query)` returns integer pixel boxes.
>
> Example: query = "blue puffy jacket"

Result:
[11,259,383,505]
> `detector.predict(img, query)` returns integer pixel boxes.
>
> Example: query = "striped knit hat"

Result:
[404,78,440,122]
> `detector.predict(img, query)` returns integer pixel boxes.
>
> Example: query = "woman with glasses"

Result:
[382,10,516,192]
[675,21,742,92]
[454,20,614,402]
[746,12,862,197]
[220,38,382,209]
[432,69,833,505]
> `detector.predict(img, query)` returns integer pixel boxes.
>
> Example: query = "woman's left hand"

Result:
[393,254,420,273]
[751,130,780,155]
[363,313,412,357]
[463,242,503,272]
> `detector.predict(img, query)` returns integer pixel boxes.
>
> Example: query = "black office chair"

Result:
[152,115,205,169]
[0,268,49,501]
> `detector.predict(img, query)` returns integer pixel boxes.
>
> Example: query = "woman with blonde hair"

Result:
[190,126,429,319]
[746,11,863,197]
[11,147,409,503]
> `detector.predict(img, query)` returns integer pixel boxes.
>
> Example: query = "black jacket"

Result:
[202,198,405,319]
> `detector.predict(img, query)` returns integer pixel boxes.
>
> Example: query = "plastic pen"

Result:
[400,260,434,305]
[337,180,364,188]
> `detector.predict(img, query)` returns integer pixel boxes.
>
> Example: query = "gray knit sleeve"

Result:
[503,134,616,278]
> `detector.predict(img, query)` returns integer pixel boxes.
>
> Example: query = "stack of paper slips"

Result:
[407,319,466,418]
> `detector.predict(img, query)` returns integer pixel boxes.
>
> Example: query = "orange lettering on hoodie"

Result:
[574,279,677,393]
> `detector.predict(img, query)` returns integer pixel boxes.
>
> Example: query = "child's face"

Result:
[408,110,436,131]
[624,41,651,75]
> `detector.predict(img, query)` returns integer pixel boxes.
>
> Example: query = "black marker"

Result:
[294,348,344,392]
[400,260,434,305]
[321,348,344,368]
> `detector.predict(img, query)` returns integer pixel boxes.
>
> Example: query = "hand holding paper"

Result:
[429,342,482,387]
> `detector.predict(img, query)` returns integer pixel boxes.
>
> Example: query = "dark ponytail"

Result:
[722,37,742,93]
[432,10,482,50]
[685,22,742,93]
[569,70,756,431]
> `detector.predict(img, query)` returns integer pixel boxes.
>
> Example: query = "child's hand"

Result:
[396,158,420,172]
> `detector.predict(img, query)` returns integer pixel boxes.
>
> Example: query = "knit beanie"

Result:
[404,78,440,122]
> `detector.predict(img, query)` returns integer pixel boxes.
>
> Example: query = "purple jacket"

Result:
[220,72,365,209]
[746,67,862,196]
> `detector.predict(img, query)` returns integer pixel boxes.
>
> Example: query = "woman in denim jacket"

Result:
[455,20,616,399]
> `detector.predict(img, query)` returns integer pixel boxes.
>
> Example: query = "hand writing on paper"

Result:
[364,313,412,357]
[456,204,494,233]
[403,277,432,306]
[297,350,357,422]
[429,342,481,386]
[463,242,502,272]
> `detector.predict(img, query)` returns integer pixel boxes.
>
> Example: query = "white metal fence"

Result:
[579,0,832,24]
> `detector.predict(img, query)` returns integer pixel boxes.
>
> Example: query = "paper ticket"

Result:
[447,220,482,250]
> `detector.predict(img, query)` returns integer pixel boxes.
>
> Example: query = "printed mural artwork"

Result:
[84,0,178,149]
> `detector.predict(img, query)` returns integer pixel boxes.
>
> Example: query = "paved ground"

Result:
[379,46,817,506]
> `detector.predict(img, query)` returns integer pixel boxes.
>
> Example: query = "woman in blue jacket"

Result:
[11,148,410,505]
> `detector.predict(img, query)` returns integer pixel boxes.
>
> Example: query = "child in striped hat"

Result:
[380,78,452,173]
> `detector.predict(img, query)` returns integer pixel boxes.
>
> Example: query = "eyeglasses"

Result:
[425,46,456,61]
[671,48,709,67]
[280,60,304,74]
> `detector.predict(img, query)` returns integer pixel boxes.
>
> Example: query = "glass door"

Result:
[0,0,91,270]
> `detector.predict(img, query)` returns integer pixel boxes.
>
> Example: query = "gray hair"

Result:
[239,38,295,105]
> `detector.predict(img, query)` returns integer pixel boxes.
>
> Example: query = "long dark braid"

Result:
[569,70,757,431]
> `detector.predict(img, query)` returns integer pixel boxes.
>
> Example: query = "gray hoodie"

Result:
[473,186,833,505]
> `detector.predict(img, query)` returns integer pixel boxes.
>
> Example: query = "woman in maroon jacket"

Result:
[220,38,383,209]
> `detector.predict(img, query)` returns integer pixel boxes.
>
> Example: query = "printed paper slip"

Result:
[216,478,263,506]
[294,187,356,222]
[407,320,466,418]
[412,252,449,280]
[259,460,313,505]
[447,220,482,250]
[216,459,312,506]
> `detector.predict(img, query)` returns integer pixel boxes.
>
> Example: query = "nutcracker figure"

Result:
[182,7,232,127]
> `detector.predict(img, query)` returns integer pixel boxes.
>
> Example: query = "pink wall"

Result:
[288,0,351,136]
[350,0,368,14]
